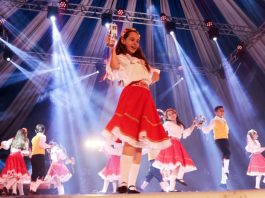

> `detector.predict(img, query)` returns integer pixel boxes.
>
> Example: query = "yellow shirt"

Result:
[213,118,229,139]
[31,133,46,155]
[202,116,229,140]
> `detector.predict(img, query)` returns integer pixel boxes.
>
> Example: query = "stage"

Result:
[1,189,265,198]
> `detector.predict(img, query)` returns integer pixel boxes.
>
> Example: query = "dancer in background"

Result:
[140,149,168,192]
[153,108,197,192]
[245,129,265,189]
[201,106,230,185]
[45,142,73,195]
[98,140,122,193]
[29,124,52,194]
[103,27,171,193]
[0,128,30,195]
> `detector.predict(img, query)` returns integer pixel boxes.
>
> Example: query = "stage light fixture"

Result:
[3,48,13,62]
[205,20,219,40]
[165,21,176,34]
[58,0,68,11]
[47,6,59,19]
[236,43,246,58]
[160,13,167,21]
[117,8,124,17]
[101,12,112,28]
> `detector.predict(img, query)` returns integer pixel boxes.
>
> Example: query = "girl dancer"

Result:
[245,129,265,189]
[0,128,30,195]
[45,142,73,195]
[98,140,122,193]
[103,27,171,193]
[153,108,197,192]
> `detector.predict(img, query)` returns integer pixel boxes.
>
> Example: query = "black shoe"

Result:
[127,185,140,194]
[175,178,188,186]
[1,187,8,195]
[117,184,128,194]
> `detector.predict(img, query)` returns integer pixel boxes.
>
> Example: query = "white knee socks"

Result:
[100,180,109,193]
[128,163,140,188]
[255,175,262,189]
[119,155,133,186]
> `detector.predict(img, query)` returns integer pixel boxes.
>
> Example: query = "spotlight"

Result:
[236,43,246,58]
[0,17,6,24]
[160,13,167,21]
[3,48,13,62]
[47,6,59,19]
[205,20,219,40]
[117,8,124,17]
[165,21,176,34]
[58,0,68,11]
[101,12,112,27]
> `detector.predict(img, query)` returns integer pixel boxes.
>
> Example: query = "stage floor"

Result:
[3,189,265,198]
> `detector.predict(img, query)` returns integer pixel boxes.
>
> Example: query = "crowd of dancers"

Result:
[0,124,74,195]
[1,26,265,195]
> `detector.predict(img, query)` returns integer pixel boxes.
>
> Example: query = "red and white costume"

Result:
[98,142,122,182]
[246,140,265,176]
[0,138,30,185]
[45,145,72,185]
[103,54,170,149]
[153,121,197,173]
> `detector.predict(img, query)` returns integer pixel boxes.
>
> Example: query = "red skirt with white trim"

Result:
[103,84,170,149]
[247,153,265,176]
[153,138,197,173]
[45,161,72,184]
[98,155,120,182]
[0,152,30,183]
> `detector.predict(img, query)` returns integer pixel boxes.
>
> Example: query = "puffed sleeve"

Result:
[1,138,13,150]
[245,141,262,153]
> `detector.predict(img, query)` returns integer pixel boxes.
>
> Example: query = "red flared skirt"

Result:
[103,84,170,149]
[98,155,120,181]
[45,161,72,183]
[153,138,197,173]
[0,152,30,182]
[247,153,265,176]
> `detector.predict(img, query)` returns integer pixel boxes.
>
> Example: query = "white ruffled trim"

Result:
[103,127,171,150]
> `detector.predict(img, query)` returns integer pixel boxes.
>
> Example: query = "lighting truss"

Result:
[25,51,185,73]
[225,22,265,67]
[0,0,255,38]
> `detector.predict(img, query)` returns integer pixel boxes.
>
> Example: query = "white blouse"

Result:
[107,54,158,86]
[1,138,30,155]
[163,121,193,139]
[245,140,262,153]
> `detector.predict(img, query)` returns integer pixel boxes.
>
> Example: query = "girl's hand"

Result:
[151,71,160,83]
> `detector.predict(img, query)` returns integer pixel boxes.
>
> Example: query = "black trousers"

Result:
[215,139,230,159]
[31,154,45,181]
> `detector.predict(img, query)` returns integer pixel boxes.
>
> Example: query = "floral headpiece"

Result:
[121,28,139,38]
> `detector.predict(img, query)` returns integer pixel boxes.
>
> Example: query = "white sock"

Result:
[12,183,17,194]
[30,181,36,192]
[17,183,24,195]
[169,178,176,191]
[223,159,230,173]
[255,175,262,189]
[160,181,169,192]
[263,176,265,183]
[119,155,133,186]
[177,166,185,180]
[6,178,16,189]
[57,185,64,195]
[112,181,117,193]
[141,181,149,190]
[128,163,140,188]
[100,180,109,193]
[221,167,227,184]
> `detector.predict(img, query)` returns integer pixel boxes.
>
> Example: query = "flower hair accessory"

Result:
[121,28,139,38]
